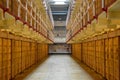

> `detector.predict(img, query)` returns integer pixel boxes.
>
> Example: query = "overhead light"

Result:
[55,2,66,5]
[53,0,67,1]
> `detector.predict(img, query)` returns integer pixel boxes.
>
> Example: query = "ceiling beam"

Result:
[52,13,67,15]
[52,11,68,13]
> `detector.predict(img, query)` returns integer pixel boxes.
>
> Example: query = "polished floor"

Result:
[23,55,94,80]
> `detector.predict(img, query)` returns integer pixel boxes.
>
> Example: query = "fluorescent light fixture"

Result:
[53,0,67,1]
[55,2,66,4]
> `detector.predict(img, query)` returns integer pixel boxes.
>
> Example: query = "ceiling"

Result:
[43,0,74,43]
[51,5,69,21]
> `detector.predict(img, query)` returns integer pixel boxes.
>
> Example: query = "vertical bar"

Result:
[34,7,36,30]
[25,2,28,22]
[30,2,33,27]
[102,0,104,9]
[7,0,9,8]
[93,1,95,17]
[18,4,21,17]
[87,11,90,23]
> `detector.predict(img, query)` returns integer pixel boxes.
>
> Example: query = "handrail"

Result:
[0,0,54,43]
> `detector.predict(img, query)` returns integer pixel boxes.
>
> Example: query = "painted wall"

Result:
[49,43,71,53]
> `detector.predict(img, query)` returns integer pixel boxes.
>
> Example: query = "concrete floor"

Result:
[23,55,94,80]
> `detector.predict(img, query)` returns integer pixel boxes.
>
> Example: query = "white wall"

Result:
[49,44,71,53]
[54,21,66,26]
[54,38,66,43]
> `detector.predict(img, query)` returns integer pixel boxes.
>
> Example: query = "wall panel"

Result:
[2,39,11,80]
[0,38,2,80]
[72,36,120,80]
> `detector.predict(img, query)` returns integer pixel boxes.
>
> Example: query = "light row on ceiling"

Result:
[53,0,68,5]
